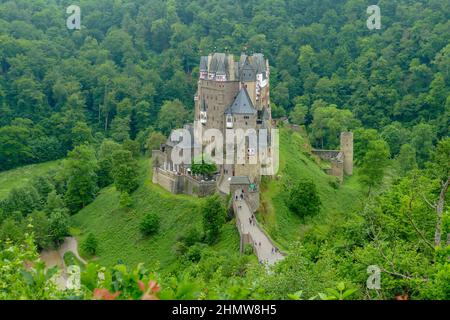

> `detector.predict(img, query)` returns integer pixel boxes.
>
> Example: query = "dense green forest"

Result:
[0,0,449,300]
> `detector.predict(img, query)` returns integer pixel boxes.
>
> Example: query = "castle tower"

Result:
[340,132,353,176]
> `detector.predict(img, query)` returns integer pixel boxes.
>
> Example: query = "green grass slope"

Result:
[71,128,364,269]
[71,158,240,270]
[259,127,365,251]
[0,161,61,199]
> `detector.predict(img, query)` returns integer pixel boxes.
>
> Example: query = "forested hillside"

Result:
[0,0,448,170]
[0,0,449,301]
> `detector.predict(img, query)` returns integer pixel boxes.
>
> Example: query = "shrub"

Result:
[244,244,254,255]
[82,233,98,256]
[185,243,204,263]
[119,192,133,208]
[201,195,226,244]
[182,227,202,247]
[140,213,160,236]
[286,180,321,218]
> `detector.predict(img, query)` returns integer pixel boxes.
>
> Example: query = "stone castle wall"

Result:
[153,168,180,194]
[312,132,353,182]
[196,80,240,132]
[153,167,216,197]
[340,132,354,176]
[311,149,341,161]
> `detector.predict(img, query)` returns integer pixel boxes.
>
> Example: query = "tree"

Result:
[0,218,24,243]
[110,116,131,143]
[0,125,33,170]
[97,140,121,188]
[298,45,318,78]
[201,195,225,244]
[381,122,410,157]
[157,100,189,135]
[289,104,308,125]
[286,180,321,218]
[111,149,139,194]
[29,211,51,249]
[48,209,70,245]
[426,137,450,247]
[60,145,98,213]
[191,155,217,179]
[411,123,436,166]
[2,185,41,216]
[82,233,98,256]
[122,139,141,158]
[146,131,166,155]
[134,101,154,132]
[310,104,356,149]
[140,213,160,236]
[71,122,94,147]
[270,103,286,119]
[44,190,65,214]
[359,140,390,193]
[397,144,417,176]
[353,128,380,165]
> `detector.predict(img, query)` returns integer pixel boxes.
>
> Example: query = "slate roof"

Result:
[201,52,267,81]
[239,56,256,82]
[229,176,251,185]
[252,53,267,76]
[200,56,208,71]
[209,53,227,75]
[225,88,257,115]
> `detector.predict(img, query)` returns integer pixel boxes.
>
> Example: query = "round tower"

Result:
[340,132,353,176]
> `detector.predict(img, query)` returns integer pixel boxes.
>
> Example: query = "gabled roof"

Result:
[225,88,257,115]
[252,53,266,75]
[239,56,256,82]
[209,53,227,75]
[199,56,208,71]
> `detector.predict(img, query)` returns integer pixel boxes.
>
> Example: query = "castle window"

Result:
[226,114,233,129]
[200,111,207,124]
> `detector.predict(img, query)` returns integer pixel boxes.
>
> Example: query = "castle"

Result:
[152,53,353,263]
[153,52,274,196]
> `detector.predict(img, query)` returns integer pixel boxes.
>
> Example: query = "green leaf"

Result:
[342,288,357,299]
[337,282,345,292]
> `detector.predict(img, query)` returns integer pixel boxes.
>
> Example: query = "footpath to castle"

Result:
[234,198,285,265]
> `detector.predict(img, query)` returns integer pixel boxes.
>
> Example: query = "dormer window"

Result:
[226,114,233,129]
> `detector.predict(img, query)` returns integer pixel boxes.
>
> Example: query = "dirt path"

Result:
[39,237,86,289]
[58,237,87,265]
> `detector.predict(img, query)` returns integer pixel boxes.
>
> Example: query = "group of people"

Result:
[248,214,256,227]
[234,189,245,201]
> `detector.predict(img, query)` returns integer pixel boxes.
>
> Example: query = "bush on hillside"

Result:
[140,213,160,236]
[82,233,98,256]
[285,180,321,218]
